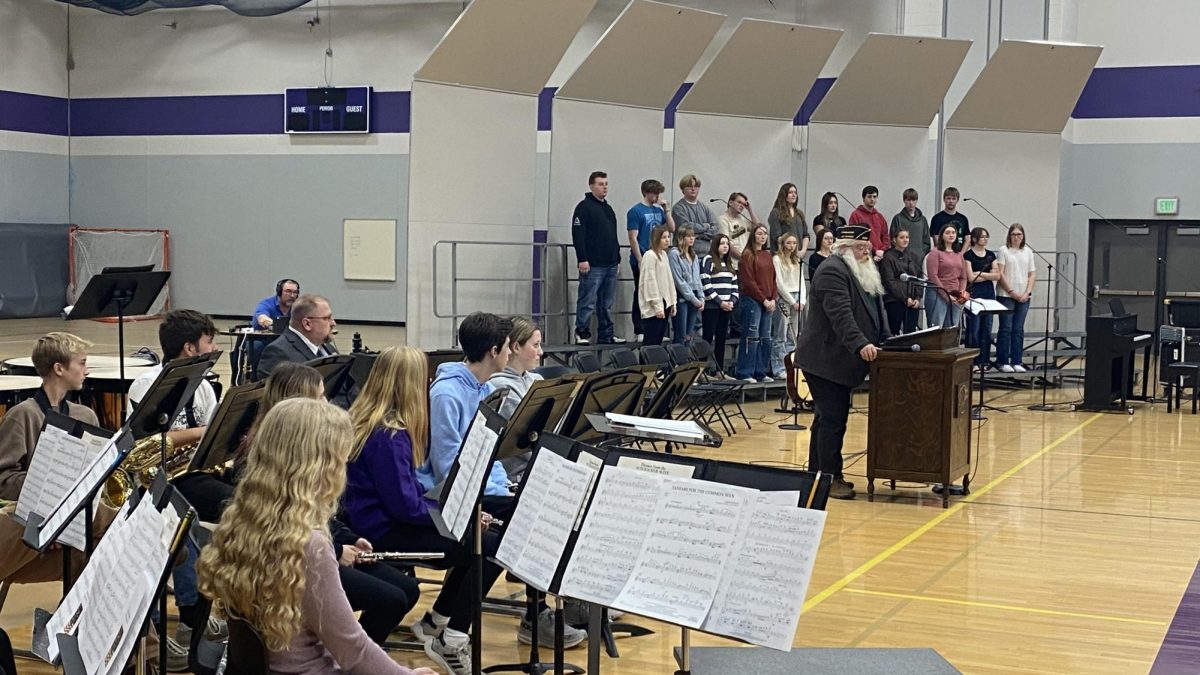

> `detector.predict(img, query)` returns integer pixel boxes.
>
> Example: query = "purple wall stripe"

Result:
[1151,560,1200,674]
[1073,65,1200,119]
[538,87,556,132]
[796,77,836,126]
[0,90,69,136]
[663,82,693,130]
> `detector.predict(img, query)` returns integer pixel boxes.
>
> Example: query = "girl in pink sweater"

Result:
[925,223,967,329]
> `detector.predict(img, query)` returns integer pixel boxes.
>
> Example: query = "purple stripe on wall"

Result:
[1151,560,1200,674]
[796,77,836,126]
[1074,65,1200,119]
[663,82,693,130]
[372,91,411,133]
[538,87,557,132]
[0,90,69,136]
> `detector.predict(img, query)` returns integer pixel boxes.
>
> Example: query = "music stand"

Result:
[496,378,580,478]
[304,354,355,401]
[186,381,265,474]
[126,352,220,491]
[963,299,1012,420]
[66,265,171,421]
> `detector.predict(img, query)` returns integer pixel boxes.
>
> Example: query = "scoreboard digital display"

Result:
[285,86,371,134]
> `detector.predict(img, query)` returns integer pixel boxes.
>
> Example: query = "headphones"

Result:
[276,278,300,298]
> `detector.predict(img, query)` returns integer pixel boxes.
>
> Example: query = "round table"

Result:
[0,375,44,419]
[4,355,155,373]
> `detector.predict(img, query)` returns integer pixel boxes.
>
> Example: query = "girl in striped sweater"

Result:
[700,233,739,377]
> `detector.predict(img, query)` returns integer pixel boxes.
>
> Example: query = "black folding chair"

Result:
[681,341,750,434]
[572,351,602,374]
[532,364,571,379]
[224,617,270,675]
[607,347,639,370]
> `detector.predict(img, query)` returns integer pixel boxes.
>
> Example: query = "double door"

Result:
[1088,220,1200,333]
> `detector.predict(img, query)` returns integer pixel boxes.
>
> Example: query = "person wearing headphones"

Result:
[252,278,300,330]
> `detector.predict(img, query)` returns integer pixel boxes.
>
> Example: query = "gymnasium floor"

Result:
[1,316,1198,674]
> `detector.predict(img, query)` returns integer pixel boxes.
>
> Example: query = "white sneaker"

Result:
[1013,364,1027,373]
[742,377,758,384]
[426,634,472,675]
[518,608,587,649]
[410,612,444,645]
[608,336,627,344]
[634,334,644,343]
[165,636,190,672]
[998,364,1015,373]
[761,376,775,383]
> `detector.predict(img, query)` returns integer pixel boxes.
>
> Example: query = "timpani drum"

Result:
[0,375,43,421]
[85,368,153,431]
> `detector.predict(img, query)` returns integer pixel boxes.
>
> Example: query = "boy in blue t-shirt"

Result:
[626,179,675,338]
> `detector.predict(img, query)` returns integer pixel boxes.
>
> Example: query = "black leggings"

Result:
[340,560,421,644]
[701,307,731,372]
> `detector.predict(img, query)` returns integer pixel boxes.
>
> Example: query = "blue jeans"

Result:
[575,264,618,341]
[735,300,773,380]
[172,540,200,608]
[770,303,798,377]
[673,300,700,344]
[964,286,995,366]
[996,296,1031,365]
[925,287,961,329]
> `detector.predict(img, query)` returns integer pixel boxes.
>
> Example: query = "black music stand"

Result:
[429,404,509,675]
[496,378,580,479]
[66,265,171,421]
[964,299,1012,420]
[305,353,355,403]
[186,380,265,474]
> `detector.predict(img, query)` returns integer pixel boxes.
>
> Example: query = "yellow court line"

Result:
[844,588,1166,626]
[1057,451,1200,465]
[803,413,1104,613]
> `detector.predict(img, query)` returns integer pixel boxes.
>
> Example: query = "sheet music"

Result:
[965,298,1008,314]
[559,466,664,606]
[80,498,168,674]
[615,455,698,478]
[572,450,605,531]
[440,412,499,541]
[496,450,595,590]
[606,413,706,440]
[37,432,125,550]
[614,479,752,627]
[701,497,827,651]
[17,426,110,551]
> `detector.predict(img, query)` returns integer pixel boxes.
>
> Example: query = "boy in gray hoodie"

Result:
[890,187,932,261]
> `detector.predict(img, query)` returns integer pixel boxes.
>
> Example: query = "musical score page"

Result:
[495,449,595,590]
[558,466,663,606]
[17,426,110,551]
[701,497,827,650]
[440,412,499,540]
[614,479,752,627]
[36,433,124,549]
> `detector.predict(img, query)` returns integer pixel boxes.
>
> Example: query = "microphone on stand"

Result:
[834,191,860,210]
[881,343,921,352]
[709,198,727,205]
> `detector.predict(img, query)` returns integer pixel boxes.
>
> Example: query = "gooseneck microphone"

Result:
[899,273,932,285]
[709,198,727,204]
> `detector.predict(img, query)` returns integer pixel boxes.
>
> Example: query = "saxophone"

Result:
[103,435,199,507]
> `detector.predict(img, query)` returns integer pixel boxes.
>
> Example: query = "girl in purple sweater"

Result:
[197,399,435,675]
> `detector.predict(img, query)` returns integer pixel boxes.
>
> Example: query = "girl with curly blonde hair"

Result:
[198,398,433,675]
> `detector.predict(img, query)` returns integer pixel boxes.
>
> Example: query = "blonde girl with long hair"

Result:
[770,233,807,379]
[343,346,509,675]
[197,399,434,675]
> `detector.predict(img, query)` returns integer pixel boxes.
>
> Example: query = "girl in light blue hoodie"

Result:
[668,226,705,345]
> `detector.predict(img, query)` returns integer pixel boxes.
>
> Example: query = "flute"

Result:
[357,551,446,563]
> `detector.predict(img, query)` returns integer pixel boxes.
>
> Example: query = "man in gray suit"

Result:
[794,224,890,500]
[256,293,338,380]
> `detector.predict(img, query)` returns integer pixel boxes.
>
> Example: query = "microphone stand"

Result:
[903,275,963,343]
[962,198,1106,411]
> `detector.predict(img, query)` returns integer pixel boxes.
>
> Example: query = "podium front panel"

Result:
[867,348,976,495]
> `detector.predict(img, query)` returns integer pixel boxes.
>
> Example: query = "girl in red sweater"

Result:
[735,225,777,382]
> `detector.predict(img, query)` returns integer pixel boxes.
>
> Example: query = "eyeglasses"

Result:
[309,315,334,321]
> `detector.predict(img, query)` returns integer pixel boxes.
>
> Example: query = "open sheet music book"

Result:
[556,465,826,651]
[44,492,183,675]
[15,414,111,551]
[438,410,502,541]
[604,413,708,440]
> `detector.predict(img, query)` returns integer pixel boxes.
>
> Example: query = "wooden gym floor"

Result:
[2,316,1198,674]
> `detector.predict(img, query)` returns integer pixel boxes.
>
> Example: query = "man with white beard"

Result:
[794,224,890,500]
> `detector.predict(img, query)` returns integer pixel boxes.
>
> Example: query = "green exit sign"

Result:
[1155,197,1179,215]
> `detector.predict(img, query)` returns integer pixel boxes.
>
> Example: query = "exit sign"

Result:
[1155,197,1179,215]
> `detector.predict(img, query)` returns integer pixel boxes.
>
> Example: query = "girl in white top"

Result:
[637,225,678,346]
[995,223,1036,372]
[770,233,807,379]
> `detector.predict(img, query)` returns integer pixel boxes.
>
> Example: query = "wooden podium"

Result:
[867,328,978,508]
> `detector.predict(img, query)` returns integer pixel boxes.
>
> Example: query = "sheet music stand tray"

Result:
[495,378,580,478]
[304,354,355,402]
[187,380,266,474]
[66,265,171,421]
[586,413,722,450]
[964,302,1012,420]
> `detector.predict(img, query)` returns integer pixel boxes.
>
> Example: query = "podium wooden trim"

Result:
[867,347,977,508]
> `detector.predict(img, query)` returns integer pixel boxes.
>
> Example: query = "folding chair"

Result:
[572,351,602,374]
[607,347,639,370]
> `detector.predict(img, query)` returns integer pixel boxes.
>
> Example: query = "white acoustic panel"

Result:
[947,40,1102,133]
[547,100,665,342]
[678,20,842,121]
[407,82,538,348]
[556,0,725,109]
[415,0,595,95]
[804,122,932,226]
[811,33,971,127]
[672,113,793,218]
[943,128,1062,335]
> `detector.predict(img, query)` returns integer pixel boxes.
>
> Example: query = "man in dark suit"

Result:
[257,293,338,380]
[795,224,890,499]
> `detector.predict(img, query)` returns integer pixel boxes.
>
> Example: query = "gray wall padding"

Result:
[0,222,70,318]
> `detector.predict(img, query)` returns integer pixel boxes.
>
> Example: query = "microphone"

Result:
[1071,202,1133,238]
[834,191,860,210]
[881,344,921,352]
[709,198,727,204]
[900,273,933,286]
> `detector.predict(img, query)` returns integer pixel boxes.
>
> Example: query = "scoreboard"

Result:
[285,86,371,134]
